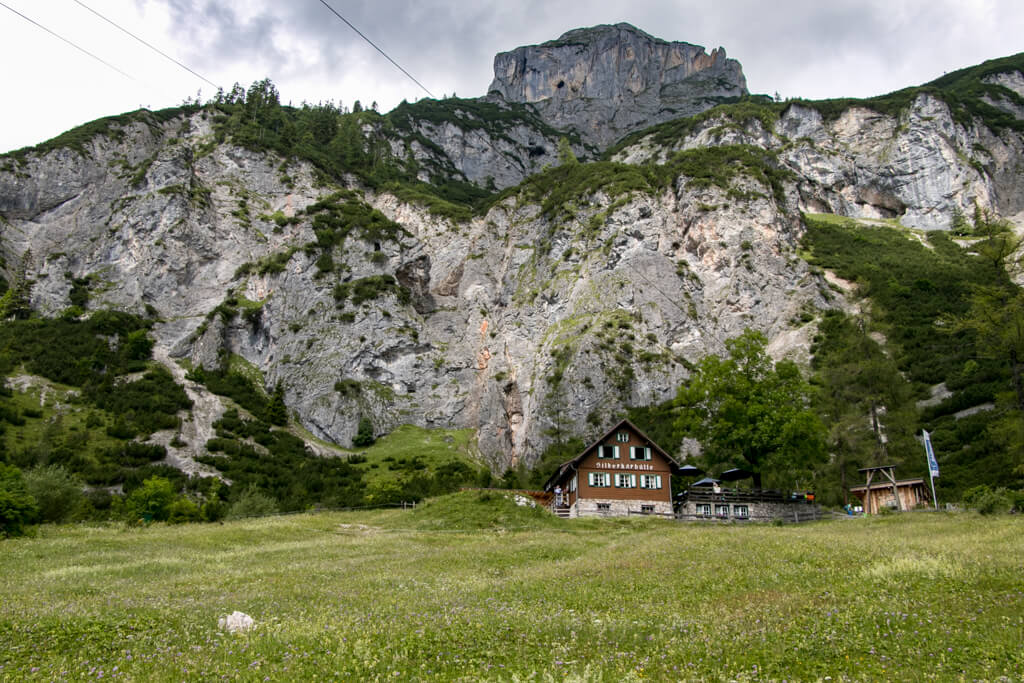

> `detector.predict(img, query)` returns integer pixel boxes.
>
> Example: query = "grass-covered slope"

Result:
[0,313,191,486]
[801,214,1023,498]
[0,512,1020,679]
[403,489,560,530]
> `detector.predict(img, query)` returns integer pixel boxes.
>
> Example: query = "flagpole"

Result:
[923,430,939,510]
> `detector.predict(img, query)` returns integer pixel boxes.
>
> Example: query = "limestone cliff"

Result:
[487,23,747,148]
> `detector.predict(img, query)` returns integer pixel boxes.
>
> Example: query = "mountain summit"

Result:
[487,23,747,147]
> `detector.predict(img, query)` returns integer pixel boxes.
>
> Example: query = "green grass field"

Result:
[1,494,1021,681]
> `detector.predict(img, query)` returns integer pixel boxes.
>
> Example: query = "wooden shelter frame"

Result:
[857,465,903,514]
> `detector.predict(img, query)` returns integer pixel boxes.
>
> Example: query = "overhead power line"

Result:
[316,0,436,99]
[0,1,134,80]
[71,0,220,91]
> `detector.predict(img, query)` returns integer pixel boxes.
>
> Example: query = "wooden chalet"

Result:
[851,466,930,513]
[543,419,681,518]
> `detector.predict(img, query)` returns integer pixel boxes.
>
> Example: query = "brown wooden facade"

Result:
[850,478,930,513]
[544,419,680,517]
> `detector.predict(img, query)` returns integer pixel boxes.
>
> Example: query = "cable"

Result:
[316,0,436,99]
[71,0,220,91]
[0,1,133,80]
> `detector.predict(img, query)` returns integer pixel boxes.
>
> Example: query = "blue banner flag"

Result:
[923,429,939,478]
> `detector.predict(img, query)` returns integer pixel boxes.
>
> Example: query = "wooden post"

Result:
[881,467,902,512]
[864,469,875,514]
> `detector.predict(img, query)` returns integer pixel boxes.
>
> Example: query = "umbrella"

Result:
[720,468,753,482]
[691,477,720,487]
[677,464,705,477]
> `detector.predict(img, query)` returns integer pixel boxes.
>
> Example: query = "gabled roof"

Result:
[543,418,682,491]
[850,478,926,492]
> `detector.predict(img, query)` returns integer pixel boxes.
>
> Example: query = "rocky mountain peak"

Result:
[486,23,747,148]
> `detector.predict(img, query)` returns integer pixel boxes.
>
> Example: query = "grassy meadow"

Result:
[1,494,1021,681]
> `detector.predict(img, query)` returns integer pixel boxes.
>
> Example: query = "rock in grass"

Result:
[218,611,255,633]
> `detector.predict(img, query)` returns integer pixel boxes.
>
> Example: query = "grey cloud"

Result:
[144,0,1024,107]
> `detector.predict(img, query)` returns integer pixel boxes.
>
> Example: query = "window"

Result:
[597,445,619,459]
[715,504,729,518]
[616,431,629,442]
[597,503,611,512]
[614,473,636,488]
[733,505,749,519]
[630,446,651,461]
[640,505,655,514]
[696,504,711,517]
[639,475,662,489]
[588,472,610,488]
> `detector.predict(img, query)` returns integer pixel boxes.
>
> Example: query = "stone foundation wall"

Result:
[677,500,820,522]
[572,498,673,518]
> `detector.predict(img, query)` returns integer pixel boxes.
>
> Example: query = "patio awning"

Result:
[677,464,705,477]
[720,468,753,481]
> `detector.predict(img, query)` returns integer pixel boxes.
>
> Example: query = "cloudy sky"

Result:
[2,0,1022,153]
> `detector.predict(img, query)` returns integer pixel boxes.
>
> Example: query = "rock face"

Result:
[0,110,824,472]
[1,29,1022,474]
[487,23,747,148]
[614,93,1024,230]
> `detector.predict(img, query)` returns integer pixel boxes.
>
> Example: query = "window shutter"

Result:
[655,475,662,489]
[588,472,595,486]
[645,447,651,460]
[630,474,636,488]
[613,446,620,459]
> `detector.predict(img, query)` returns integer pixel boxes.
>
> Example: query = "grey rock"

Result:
[487,23,747,148]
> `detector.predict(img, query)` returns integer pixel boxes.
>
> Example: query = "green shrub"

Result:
[226,486,279,519]
[963,484,1010,515]
[167,497,201,524]
[124,476,176,522]
[22,466,82,524]
[0,464,38,537]
[352,417,375,448]
[201,497,227,522]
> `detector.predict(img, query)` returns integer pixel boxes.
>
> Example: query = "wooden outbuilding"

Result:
[850,465,930,513]
[543,419,681,518]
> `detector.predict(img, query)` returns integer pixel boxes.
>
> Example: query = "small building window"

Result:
[614,473,636,488]
[639,474,662,489]
[733,505,749,519]
[640,505,655,514]
[616,431,629,443]
[696,503,711,517]
[597,445,619,459]
[630,446,651,461]
[715,504,729,518]
[597,503,611,512]
[588,472,610,488]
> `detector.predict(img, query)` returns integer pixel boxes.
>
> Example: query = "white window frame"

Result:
[696,503,711,517]
[715,504,729,518]
[588,472,610,488]
[639,474,662,490]
[733,505,749,519]
[616,431,630,443]
[630,446,651,461]
[614,473,636,488]
[597,445,620,459]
